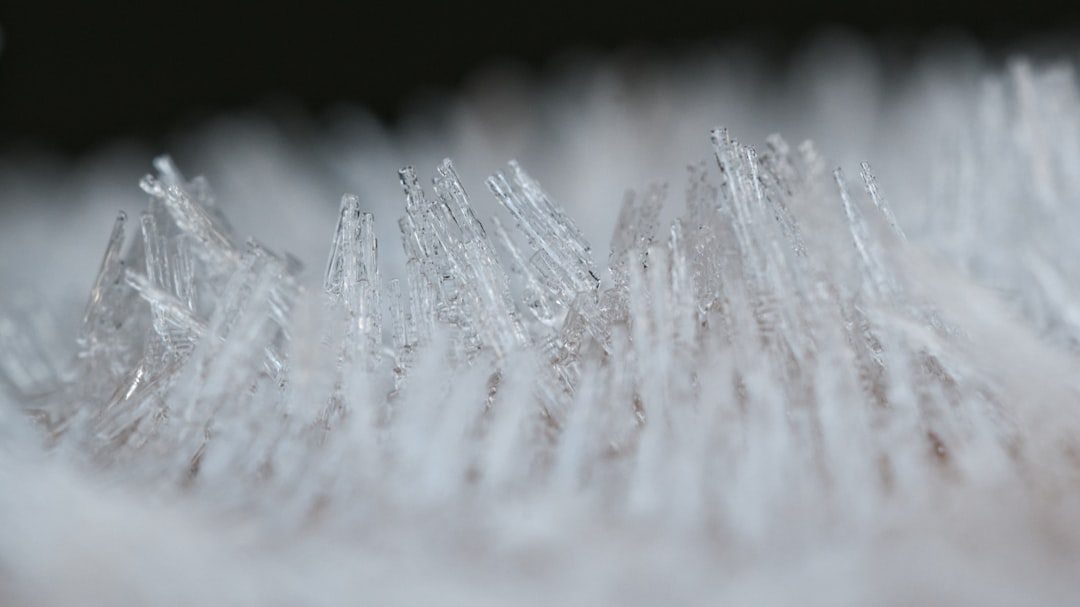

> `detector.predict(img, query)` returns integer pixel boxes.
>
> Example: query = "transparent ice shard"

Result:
[490,215,559,326]
[487,161,599,321]
[140,174,236,266]
[398,165,459,344]
[397,160,526,359]
[324,194,382,364]
[603,184,665,329]
[125,269,207,343]
[78,211,130,356]
[136,208,202,361]
[860,161,907,241]
[434,160,527,356]
[608,185,664,285]
[835,167,895,300]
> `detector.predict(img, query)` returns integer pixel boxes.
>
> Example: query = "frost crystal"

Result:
[4,55,1080,606]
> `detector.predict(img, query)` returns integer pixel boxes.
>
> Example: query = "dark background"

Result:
[1,0,1078,157]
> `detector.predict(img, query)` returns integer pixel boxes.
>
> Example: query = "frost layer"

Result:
[3,57,1080,607]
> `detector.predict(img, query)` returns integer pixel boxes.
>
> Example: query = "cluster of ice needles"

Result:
[3,50,1080,605]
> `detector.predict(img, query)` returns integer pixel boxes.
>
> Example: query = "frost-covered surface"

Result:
[4,39,1080,605]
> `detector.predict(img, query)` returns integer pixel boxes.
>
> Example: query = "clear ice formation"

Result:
[3,64,1080,601]
[0,129,1027,496]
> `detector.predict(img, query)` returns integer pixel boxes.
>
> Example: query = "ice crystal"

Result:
[4,49,1080,606]
[0,130,1044,510]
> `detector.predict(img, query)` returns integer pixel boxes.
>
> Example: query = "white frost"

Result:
[2,38,1080,606]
